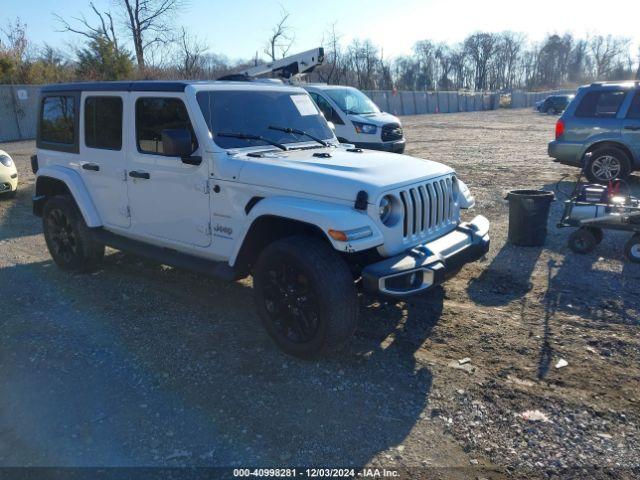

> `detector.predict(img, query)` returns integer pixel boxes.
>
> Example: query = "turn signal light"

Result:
[328,229,348,242]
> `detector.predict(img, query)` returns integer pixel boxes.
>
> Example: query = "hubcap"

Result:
[631,244,640,259]
[262,263,320,343]
[592,155,621,181]
[46,209,78,263]
[575,237,588,250]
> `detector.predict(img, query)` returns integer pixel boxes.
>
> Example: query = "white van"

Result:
[304,85,405,153]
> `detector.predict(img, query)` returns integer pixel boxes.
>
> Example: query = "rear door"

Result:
[79,92,130,228]
[569,89,627,144]
[622,90,640,162]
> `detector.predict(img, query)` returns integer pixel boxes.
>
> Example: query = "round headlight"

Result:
[0,155,13,168]
[379,195,393,225]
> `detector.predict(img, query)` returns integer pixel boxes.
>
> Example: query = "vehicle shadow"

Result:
[0,185,41,242]
[0,251,443,468]
[466,178,640,379]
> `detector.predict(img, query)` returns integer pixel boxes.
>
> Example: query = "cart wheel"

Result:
[624,234,640,263]
[568,228,597,254]
[587,227,603,245]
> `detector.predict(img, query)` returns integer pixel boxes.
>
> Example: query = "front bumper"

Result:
[362,215,490,297]
[354,139,405,154]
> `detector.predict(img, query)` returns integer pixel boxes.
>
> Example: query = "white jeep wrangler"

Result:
[32,80,489,358]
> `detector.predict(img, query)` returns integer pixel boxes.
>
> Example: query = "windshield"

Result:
[197,90,334,149]
[325,87,380,115]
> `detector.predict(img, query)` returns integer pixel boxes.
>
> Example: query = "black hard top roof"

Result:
[41,80,194,93]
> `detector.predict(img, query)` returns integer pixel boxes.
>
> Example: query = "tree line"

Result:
[1,1,639,91]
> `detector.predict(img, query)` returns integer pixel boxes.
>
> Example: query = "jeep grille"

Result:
[398,175,456,240]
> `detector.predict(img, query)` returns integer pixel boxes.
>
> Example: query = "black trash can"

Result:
[506,190,555,246]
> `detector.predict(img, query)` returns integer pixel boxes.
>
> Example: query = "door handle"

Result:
[82,163,100,171]
[129,170,150,179]
[624,125,640,131]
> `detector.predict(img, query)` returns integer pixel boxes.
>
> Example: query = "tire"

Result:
[253,235,358,359]
[568,227,597,254]
[42,195,104,272]
[624,234,640,263]
[587,227,603,244]
[546,107,556,115]
[585,147,631,183]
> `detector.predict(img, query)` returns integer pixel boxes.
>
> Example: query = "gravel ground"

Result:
[1,109,639,479]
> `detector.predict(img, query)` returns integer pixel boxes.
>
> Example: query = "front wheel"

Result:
[253,235,358,359]
[43,195,105,272]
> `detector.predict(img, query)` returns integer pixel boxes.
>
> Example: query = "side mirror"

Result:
[162,129,193,157]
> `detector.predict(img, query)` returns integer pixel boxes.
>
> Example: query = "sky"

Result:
[3,0,639,61]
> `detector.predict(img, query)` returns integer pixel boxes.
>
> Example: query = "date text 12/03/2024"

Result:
[233,468,400,478]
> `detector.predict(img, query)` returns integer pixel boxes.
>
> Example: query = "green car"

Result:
[548,82,640,183]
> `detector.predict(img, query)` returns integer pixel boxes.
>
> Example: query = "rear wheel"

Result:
[43,195,104,272]
[624,234,640,263]
[568,227,597,254]
[253,235,358,359]
[585,147,631,183]
[546,107,556,115]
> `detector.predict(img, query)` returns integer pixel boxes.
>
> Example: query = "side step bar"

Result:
[92,228,239,282]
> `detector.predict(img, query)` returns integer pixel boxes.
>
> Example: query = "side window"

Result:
[85,96,123,150]
[626,92,640,120]
[575,90,627,118]
[136,97,197,155]
[40,95,76,145]
[310,92,344,125]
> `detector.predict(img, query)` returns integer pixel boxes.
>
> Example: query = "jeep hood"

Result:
[234,147,454,202]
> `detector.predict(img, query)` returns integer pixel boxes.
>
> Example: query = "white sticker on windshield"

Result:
[290,95,318,116]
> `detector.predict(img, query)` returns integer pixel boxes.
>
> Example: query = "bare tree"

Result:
[589,34,630,79]
[118,0,186,69]
[464,33,498,90]
[54,2,120,51]
[318,22,342,84]
[264,8,294,61]
[176,26,207,78]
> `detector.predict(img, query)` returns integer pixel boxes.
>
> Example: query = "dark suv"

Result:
[548,82,640,182]
[537,94,574,115]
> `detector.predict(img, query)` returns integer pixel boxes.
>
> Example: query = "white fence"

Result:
[0,85,575,143]
[0,85,40,142]
[362,90,501,116]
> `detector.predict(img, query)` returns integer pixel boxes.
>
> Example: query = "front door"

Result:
[308,92,348,141]
[622,91,640,161]
[126,93,211,248]
[79,93,130,228]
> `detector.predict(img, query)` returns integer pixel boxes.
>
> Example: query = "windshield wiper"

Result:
[216,132,288,151]
[268,125,329,148]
